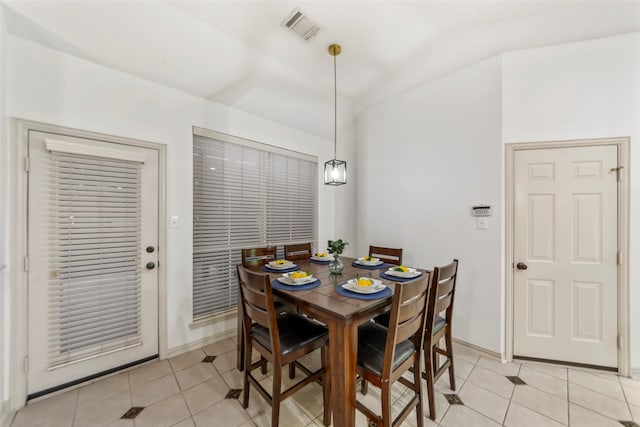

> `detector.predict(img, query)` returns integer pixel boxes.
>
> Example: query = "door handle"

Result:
[146,262,156,270]
[515,262,528,270]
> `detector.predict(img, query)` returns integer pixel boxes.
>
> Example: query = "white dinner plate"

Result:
[311,255,330,261]
[385,267,421,278]
[267,261,295,270]
[356,257,383,266]
[342,278,386,294]
[277,275,316,286]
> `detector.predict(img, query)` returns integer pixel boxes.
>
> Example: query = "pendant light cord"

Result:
[333,52,337,160]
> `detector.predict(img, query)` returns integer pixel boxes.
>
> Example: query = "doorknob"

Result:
[146,262,156,270]
[516,262,528,270]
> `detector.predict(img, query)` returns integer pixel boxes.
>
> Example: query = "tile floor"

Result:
[9,338,640,427]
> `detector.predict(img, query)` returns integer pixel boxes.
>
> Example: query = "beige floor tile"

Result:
[182,375,229,415]
[252,398,314,427]
[504,402,566,427]
[192,398,251,427]
[623,382,640,407]
[568,369,624,400]
[175,362,218,391]
[452,357,476,380]
[630,403,640,421]
[452,343,482,364]
[128,359,173,388]
[420,389,451,423]
[77,373,130,409]
[134,393,191,427]
[434,374,465,393]
[288,382,327,420]
[73,390,131,427]
[203,338,236,356]
[221,368,245,389]
[213,350,238,374]
[171,417,196,427]
[439,404,501,427]
[477,356,521,377]
[131,374,181,407]
[105,419,134,427]
[620,375,640,390]
[511,385,568,424]
[518,365,567,399]
[458,380,509,423]
[466,365,515,398]
[245,376,273,417]
[521,360,568,381]
[569,382,631,420]
[11,390,78,427]
[569,403,626,427]
[170,349,207,373]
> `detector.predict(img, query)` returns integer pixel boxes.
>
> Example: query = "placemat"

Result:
[379,271,423,282]
[335,284,392,300]
[351,261,391,270]
[262,265,300,273]
[310,259,331,264]
[271,278,321,291]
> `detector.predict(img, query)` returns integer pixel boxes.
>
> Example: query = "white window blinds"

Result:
[192,130,318,319]
[48,151,143,368]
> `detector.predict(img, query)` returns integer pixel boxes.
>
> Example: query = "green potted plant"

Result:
[327,239,348,274]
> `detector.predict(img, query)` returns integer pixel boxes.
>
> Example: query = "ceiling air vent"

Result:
[282,8,320,41]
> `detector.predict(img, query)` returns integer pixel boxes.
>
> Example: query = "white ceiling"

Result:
[4,1,640,139]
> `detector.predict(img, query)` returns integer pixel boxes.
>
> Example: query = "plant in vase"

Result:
[327,239,348,274]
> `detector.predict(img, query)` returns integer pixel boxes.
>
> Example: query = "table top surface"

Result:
[263,257,428,322]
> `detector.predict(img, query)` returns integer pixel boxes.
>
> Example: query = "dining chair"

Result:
[237,246,278,371]
[369,245,403,265]
[356,274,431,427]
[237,265,331,427]
[284,242,312,261]
[423,259,459,421]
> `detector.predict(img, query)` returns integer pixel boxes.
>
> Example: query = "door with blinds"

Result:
[27,130,159,396]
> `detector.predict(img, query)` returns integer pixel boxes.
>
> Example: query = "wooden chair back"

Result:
[236,265,281,356]
[369,245,403,266]
[284,243,312,261]
[241,246,276,268]
[426,259,459,335]
[382,274,430,378]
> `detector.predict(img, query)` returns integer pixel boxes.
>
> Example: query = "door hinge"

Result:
[23,355,28,373]
[617,335,621,350]
[24,156,30,172]
[610,166,623,182]
[23,256,29,272]
[617,251,621,266]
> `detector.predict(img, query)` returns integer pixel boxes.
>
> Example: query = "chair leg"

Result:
[413,356,424,427]
[381,381,392,427]
[242,337,252,409]
[322,345,331,426]
[424,342,436,421]
[261,356,268,375]
[271,361,282,427]
[445,328,456,390]
[289,362,296,379]
[361,378,369,395]
[237,288,245,371]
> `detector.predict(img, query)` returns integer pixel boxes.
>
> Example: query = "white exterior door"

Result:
[513,145,618,368]
[27,130,159,396]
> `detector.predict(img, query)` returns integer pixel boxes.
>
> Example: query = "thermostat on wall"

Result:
[472,205,492,217]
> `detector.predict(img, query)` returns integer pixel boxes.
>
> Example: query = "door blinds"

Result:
[48,151,143,368]
[192,133,318,319]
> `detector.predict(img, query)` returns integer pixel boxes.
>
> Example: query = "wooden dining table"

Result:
[244,256,424,427]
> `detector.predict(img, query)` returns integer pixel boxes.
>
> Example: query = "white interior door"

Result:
[513,145,618,368]
[27,130,159,396]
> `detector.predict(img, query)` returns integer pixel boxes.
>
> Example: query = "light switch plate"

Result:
[169,216,179,229]
[477,217,487,230]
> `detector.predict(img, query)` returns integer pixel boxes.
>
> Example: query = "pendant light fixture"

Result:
[324,43,347,186]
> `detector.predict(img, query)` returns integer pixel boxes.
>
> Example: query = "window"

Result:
[192,128,318,319]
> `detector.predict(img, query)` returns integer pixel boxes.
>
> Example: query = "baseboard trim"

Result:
[167,329,237,359]
[453,338,502,361]
[2,401,15,427]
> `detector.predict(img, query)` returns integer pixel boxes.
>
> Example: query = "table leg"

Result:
[328,318,358,427]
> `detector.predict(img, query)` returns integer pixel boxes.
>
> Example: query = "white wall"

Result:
[0,3,9,422]
[356,57,504,353]
[502,32,640,369]
[5,35,341,355]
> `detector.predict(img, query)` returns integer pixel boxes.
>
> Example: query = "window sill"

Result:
[189,307,237,329]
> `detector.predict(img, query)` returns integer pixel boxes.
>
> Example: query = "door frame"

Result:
[9,118,168,408]
[505,137,630,376]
